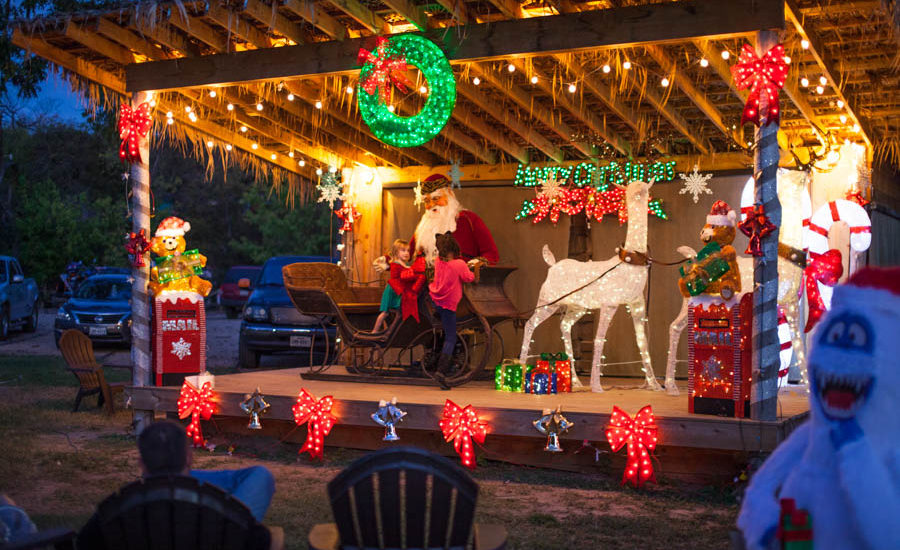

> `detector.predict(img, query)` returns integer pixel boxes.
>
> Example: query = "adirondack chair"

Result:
[57,329,125,415]
[308,447,507,550]
[76,475,284,550]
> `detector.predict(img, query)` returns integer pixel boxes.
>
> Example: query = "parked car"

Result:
[0,256,40,339]
[218,265,261,318]
[54,273,133,346]
[238,256,336,368]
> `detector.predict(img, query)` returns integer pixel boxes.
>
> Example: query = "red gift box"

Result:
[537,357,572,393]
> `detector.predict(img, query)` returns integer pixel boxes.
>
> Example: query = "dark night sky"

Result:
[20,72,88,124]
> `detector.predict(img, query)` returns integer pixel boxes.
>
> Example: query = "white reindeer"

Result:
[518,179,663,393]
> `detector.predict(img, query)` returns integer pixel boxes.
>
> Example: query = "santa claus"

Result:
[409,174,499,265]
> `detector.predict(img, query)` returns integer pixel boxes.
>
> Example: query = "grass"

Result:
[0,354,740,549]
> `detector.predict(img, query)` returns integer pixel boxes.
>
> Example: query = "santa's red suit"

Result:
[409,210,499,264]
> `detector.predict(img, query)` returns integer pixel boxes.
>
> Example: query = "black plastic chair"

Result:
[76,475,283,550]
[309,447,506,550]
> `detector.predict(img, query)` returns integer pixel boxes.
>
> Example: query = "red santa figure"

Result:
[408,174,499,265]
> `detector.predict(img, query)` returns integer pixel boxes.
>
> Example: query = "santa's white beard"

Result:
[414,193,461,263]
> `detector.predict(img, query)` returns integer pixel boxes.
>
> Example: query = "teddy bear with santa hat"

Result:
[148,216,212,297]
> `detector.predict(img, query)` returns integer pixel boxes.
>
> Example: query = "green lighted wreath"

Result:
[357,34,456,148]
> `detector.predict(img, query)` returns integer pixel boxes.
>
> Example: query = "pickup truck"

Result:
[0,256,40,339]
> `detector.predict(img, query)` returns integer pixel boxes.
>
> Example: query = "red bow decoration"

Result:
[358,36,414,105]
[605,405,658,488]
[335,202,360,232]
[739,203,778,256]
[125,229,151,267]
[177,381,216,447]
[845,189,870,207]
[804,249,843,333]
[292,389,337,460]
[439,400,488,469]
[731,43,788,127]
[118,102,153,164]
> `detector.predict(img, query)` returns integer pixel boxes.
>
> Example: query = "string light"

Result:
[251,143,258,149]
[473,76,481,85]
[622,60,632,70]
[801,39,810,49]
[699,58,709,67]
[329,165,337,173]
[531,75,539,84]
[288,151,294,158]
[819,76,828,86]
[839,114,847,124]
[568,83,577,93]
[387,105,396,112]
[783,55,791,64]
[315,100,322,109]
[816,85,825,95]
[256,102,263,111]
[209,90,217,98]
[837,100,844,108]
[852,123,860,132]
[226,103,234,111]
[298,159,305,167]
[513,161,675,188]
[240,125,248,132]
[270,153,277,160]
[346,86,354,94]
[602,64,611,73]
[721,50,730,60]
[661,77,669,87]
[149,100,156,107]
[166,111,173,118]
[287,93,295,101]
[185,105,192,113]
[316,167,323,176]
[206,140,213,148]
[188,112,198,122]
[800,77,809,87]
[419,85,428,94]
[225,144,233,151]
[507,63,516,73]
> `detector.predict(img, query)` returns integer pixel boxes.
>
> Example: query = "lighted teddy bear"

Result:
[148,216,212,297]
[677,200,742,299]
[738,268,900,549]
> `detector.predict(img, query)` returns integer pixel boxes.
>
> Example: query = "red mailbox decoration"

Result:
[153,291,206,386]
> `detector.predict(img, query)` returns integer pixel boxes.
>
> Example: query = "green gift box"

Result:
[494,360,531,392]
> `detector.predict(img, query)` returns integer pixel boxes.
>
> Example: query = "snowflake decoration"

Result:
[449,161,464,188]
[678,164,714,203]
[413,179,424,210]
[171,337,192,360]
[537,176,566,201]
[317,183,343,209]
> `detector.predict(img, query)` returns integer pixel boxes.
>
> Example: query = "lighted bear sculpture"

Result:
[148,216,212,297]
[737,267,900,550]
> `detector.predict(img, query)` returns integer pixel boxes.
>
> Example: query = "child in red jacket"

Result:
[374,239,410,332]
[429,232,477,389]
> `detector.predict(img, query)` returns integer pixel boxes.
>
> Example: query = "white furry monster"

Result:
[738,267,900,550]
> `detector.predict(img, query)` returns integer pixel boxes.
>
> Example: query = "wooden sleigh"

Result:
[282,262,520,388]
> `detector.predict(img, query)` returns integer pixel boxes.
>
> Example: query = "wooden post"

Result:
[131,90,154,434]
[750,30,781,421]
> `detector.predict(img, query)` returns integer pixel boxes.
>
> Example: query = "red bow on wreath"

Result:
[335,202,360,232]
[439,400,488,469]
[292,389,336,460]
[739,203,778,256]
[605,405,658,488]
[118,102,153,164]
[731,43,788,127]
[177,381,215,447]
[357,36,414,105]
[125,229,151,268]
[804,249,843,333]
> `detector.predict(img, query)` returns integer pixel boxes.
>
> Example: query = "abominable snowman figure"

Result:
[738,267,900,550]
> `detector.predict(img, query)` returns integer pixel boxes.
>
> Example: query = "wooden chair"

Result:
[309,447,507,550]
[57,329,125,415]
[76,475,284,550]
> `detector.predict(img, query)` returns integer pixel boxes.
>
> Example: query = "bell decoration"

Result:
[533,405,574,453]
[371,397,407,441]
[239,387,270,430]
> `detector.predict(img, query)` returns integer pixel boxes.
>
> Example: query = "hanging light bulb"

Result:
[346,86,354,94]
[206,140,214,148]
[783,55,791,64]
[209,90,217,98]
[507,63,516,73]
[473,77,481,85]
[226,103,234,111]
[149,99,156,107]
[819,76,828,86]
[419,85,428,94]
[314,100,322,109]
[298,159,306,167]
[316,167,323,176]
[721,50,730,60]
[225,144,233,151]
[188,112,198,122]
[815,85,825,95]
[329,165,337,173]
[852,123,860,133]
[699,57,709,67]
[256,103,263,111]
[185,105,192,113]
[661,77,669,87]
[166,111,173,118]
[287,93,295,101]
[387,105,396,113]
[800,77,810,87]
[837,100,845,108]
[251,143,258,150]
[288,151,295,158]
[270,153,277,160]
[622,60,632,70]
[602,64,611,73]
[801,39,810,50]
[839,114,848,124]
[166,118,174,125]
[568,83,577,93]
[530,75,539,84]
[240,125,248,133]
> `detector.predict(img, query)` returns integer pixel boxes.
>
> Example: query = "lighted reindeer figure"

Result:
[664,170,811,395]
[518,179,663,393]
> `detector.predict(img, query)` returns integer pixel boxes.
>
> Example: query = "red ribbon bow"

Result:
[335,202,360,232]
[739,203,777,256]
[439,400,488,469]
[804,249,843,333]
[125,229,151,267]
[605,405,658,488]
[731,43,788,127]
[177,381,215,447]
[118,102,153,164]
[845,190,870,207]
[292,389,337,460]
[358,36,414,105]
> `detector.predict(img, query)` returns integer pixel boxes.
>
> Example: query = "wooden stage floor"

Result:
[129,368,809,455]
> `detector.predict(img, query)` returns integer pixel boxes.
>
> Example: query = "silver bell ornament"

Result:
[533,405,574,452]
[371,397,407,441]
[239,387,270,430]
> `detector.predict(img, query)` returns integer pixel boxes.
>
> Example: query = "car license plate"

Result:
[290,335,312,347]
[89,327,107,336]
[239,290,249,297]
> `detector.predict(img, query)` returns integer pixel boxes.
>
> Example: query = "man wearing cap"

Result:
[408,174,499,266]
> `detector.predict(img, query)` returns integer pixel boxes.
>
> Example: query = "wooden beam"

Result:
[511,59,630,155]
[205,4,272,49]
[126,0,784,91]
[470,64,594,157]
[12,29,126,94]
[457,79,563,162]
[95,17,173,60]
[693,39,747,103]
[167,9,229,52]
[645,44,743,146]
[784,0,873,148]
[129,15,199,57]
[485,0,525,20]
[379,0,430,31]
[451,103,529,164]
[324,0,389,34]
[554,54,644,134]
[798,1,880,17]
[281,0,347,40]
[433,0,470,24]
[241,0,306,45]
[64,22,136,65]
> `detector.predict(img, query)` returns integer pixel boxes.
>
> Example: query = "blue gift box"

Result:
[525,371,557,394]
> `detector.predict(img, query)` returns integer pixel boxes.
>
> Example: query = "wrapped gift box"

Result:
[537,353,572,393]
[494,360,531,392]
[525,370,557,394]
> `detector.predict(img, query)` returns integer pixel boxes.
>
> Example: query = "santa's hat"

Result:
[832,267,900,317]
[420,173,451,195]
[706,200,737,227]
[155,216,191,238]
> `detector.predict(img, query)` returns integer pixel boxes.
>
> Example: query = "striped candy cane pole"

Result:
[130,90,154,434]
[750,31,782,422]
